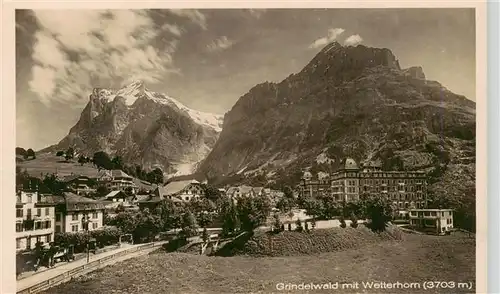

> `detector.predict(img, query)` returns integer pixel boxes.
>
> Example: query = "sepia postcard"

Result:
[1,1,488,293]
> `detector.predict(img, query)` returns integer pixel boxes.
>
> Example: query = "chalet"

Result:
[137,179,205,211]
[61,175,95,196]
[96,170,137,193]
[100,190,138,212]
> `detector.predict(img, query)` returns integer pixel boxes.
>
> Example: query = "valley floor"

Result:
[45,233,475,294]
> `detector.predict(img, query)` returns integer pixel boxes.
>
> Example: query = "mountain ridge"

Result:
[197,42,475,223]
[41,80,224,177]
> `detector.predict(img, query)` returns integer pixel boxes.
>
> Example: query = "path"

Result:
[17,242,165,293]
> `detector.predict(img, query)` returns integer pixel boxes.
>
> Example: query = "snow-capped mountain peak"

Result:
[89,81,223,132]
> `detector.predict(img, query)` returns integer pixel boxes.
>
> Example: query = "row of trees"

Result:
[55,149,164,185]
[16,147,36,160]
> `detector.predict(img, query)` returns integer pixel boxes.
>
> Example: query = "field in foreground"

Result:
[45,233,475,294]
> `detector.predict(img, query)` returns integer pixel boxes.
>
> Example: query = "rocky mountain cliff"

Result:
[43,80,223,176]
[198,42,475,219]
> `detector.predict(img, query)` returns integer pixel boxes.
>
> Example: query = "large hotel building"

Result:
[298,158,428,211]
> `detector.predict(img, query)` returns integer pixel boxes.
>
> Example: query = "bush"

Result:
[350,214,358,228]
[295,219,303,232]
[163,237,188,252]
[54,227,121,253]
[340,217,347,228]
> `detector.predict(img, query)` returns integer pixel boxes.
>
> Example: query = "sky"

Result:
[15,8,476,150]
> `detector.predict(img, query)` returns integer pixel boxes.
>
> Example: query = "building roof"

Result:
[340,158,359,170]
[159,179,200,197]
[239,185,253,195]
[104,190,128,199]
[111,170,132,178]
[362,160,382,168]
[62,192,106,212]
[302,171,313,180]
[253,187,264,194]
[96,170,112,179]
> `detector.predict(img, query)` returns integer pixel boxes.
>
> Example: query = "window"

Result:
[35,222,41,230]
[45,208,50,216]
[16,209,23,218]
[56,213,61,222]
[92,212,98,219]
[46,221,51,229]
[92,223,98,229]
[16,223,23,232]
[36,208,41,217]
[72,214,78,221]
[72,224,79,232]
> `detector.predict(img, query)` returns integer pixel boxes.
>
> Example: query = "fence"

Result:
[17,242,161,294]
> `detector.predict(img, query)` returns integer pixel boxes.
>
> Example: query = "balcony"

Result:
[15,228,54,239]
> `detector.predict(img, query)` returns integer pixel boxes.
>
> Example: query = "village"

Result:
[15,153,457,293]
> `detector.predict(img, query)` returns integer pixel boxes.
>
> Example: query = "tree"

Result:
[322,197,341,219]
[56,151,64,157]
[95,185,110,198]
[134,209,162,242]
[93,151,112,170]
[272,213,282,233]
[64,147,74,161]
[78,156,86,166]
[179,211,198,239]
[303,197,324,220]
[360,194,395,232]
[113,212,139,234]
[16,147,27,158]
[237,194,271,232]
[111,156,124,170]
[26,148,36,159]
[157,200,184,232]
[276,197,295,213]
[42,174,67,195]
[221,199,240,236]
[203,184,222,203]
[146,168,164,185]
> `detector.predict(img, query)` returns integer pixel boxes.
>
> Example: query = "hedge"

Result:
[54,226,122,253]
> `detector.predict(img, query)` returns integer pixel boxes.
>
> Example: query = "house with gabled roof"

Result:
[137,179,205,211]
[49,192,106,233]
[61,175,96,196]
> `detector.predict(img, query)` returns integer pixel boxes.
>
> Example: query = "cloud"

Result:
[206,36,234,52]
[28,9,180,106]
[309,28,345,49]
[161,23,183,37]
[344,34,363,46]
[169,9,207,30]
